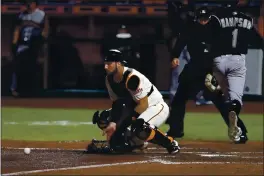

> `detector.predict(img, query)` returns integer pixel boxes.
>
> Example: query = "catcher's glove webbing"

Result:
[86,139,113,154]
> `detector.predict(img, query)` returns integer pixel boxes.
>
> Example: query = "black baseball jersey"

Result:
[106,68,132,99]
[171,19,211,62]
[209,7,262,57]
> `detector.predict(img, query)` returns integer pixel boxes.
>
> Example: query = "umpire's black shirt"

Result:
[171,19,212,67]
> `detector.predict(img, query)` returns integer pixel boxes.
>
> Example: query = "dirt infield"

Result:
[1,140,263,175]
[1,98,264,175]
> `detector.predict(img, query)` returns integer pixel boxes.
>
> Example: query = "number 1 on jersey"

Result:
[232,28,238,48]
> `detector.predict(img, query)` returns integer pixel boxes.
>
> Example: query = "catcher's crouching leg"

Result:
[132,119,180,154]
[87,108,134,154]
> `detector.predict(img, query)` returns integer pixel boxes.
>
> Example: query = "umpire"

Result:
[166,7,248,144]
[11,0,48,96]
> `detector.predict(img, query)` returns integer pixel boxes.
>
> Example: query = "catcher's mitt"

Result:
[85,139,113,154]
[205,73,221,92]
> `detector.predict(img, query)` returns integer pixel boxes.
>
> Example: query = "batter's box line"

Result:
[2,160,152,176]
[3,159,263,176]
[151,159,264,165]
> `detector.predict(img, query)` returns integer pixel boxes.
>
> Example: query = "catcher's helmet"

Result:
[196,6,210,20]
[92,109,111,130]
[104,49,127,65]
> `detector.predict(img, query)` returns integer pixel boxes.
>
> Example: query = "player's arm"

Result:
[42,14,49,39]
[170,18,193,68]
[11,13,22,54]
[171,31,188,67]
[12,25,20,45]
[249,25,264,50]
[126,75,148,117]
[134,96,148,115]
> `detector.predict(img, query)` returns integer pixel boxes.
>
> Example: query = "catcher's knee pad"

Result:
[228,100,241,115]
[92,109,111,130]
[131,119,157,141]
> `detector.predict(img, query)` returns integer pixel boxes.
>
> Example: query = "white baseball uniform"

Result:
[106,67,169,128]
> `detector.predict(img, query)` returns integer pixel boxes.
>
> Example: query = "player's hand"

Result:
[171,58,180,68]
[102,122,116,141]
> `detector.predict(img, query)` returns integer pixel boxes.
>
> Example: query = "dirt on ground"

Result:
[1,98,263,175]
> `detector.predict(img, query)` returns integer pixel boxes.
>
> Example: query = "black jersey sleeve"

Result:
[126,75,140,91]
[249,26,264,49]
[171,29,188,59]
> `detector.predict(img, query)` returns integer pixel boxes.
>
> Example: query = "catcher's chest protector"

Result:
[107,69,133,99]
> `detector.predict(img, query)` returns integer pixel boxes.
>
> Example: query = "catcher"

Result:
[86,49,180,154]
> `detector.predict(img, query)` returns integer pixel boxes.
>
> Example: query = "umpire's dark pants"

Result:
[166,63,248,137]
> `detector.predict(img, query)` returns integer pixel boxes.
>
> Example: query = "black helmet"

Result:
[104,49,127,65]
[196,6,210,20]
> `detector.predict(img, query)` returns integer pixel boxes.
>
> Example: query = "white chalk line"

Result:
[3,147,263,175]
[3,158,263,176]
[151,159,263,165]
[2,160,151,176]
[4,121,93,126]
[198,154,263,159]
[2,147,84,151]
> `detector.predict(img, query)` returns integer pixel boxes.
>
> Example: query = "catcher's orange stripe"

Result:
[146,129,155,141]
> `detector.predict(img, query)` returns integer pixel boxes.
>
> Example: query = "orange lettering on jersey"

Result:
[134,88,143,95]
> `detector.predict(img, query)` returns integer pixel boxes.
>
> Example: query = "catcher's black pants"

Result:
[166,63,248,137]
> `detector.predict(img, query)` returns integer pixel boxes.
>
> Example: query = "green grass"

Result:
[1,107,263,141]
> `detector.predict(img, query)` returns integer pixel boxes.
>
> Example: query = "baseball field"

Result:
[1,98,263,175]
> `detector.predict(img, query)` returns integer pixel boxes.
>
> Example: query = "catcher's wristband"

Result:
[132,111,140,118]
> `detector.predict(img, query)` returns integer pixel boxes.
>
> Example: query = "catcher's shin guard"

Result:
[132,119,175,149]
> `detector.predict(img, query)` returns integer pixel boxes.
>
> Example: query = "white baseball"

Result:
[24,148,31,154]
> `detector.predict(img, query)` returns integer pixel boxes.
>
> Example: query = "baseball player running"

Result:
[209,1,263,143]
[87,49,180,154]
[166,6,249,144]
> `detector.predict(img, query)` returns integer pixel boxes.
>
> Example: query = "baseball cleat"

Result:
[166,140,180,154]
[234,134,248,144]
[139,142,149,150]
[228,111,242,142]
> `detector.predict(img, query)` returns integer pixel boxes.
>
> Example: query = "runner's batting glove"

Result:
[205,73,221,92]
